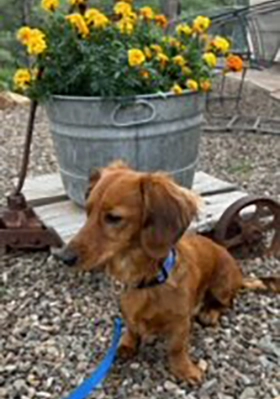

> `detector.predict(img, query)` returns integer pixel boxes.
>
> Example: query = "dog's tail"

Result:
[242,276,280,294]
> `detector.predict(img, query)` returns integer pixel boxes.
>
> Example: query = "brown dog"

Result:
[55,161,279,385]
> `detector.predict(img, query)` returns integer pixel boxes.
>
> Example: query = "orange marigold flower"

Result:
[200,80,212,92]
[226,54,243,72]
[139,6,154,20]
[140,69,150,79]
[155,14,168,29]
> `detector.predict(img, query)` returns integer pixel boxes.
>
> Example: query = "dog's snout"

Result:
[53,246,79,267]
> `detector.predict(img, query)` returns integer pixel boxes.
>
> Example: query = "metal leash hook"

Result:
[0,100,63,252]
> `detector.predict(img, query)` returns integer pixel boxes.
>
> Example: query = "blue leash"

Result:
[64,317,123,399]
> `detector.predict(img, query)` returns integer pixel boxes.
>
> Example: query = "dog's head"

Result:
[55,161,201,275]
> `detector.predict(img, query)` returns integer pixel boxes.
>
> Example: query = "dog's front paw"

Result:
[118,344,137,360]
[172,362,204,385]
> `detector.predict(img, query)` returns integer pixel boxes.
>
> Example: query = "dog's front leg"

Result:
[118,326,140,360]
[167,321,203,385]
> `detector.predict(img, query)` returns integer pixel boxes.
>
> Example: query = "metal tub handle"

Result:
[111,99,156,127]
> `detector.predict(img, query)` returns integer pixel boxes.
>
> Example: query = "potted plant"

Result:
[14,0,243,206]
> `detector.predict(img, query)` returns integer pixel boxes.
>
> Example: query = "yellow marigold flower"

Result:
[150,44,163,54]
[85,8,100,23]
[203,52,217,68]
[173,55,186,67]
[139,6,154,20]
[13,68,32,90]
[69,0,86,5]
[114,1,132,17]
[128,12,137,23]
[226,54,243,72]
[17,27,47,54]
[200,80,212,92]
[117,18,134,34]
[155,14,168,29]
[192,16,211,34]
[128,49,146,67]
[26,29,47,55]
[186,79,199,91]
[176,23,192,36]
[94,13,109,29]
[17,26,33,45]
[66,13,90,37]
[85,10,109,29]
[27,39,47,55]
[171,84,183,95]
[41,0,59,12]
[182,66,192,76]
[144,46,152,60]
[157,52,169,67]
[212,36,230,54]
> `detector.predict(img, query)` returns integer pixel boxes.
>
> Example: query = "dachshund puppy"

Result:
[55,161,279,384]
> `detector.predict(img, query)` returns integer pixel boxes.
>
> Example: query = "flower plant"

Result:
[14,0,243,99]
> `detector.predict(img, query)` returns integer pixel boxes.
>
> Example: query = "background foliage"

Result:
[0,0,248,90]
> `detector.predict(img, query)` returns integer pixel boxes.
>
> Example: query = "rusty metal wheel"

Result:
[214,195,280,257]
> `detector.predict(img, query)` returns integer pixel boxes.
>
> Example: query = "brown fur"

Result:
[61,161,279,384]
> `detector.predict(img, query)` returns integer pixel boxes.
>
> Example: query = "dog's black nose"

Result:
[53,246,79,267]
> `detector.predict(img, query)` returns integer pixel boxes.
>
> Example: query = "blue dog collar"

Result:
[137,248,177,289]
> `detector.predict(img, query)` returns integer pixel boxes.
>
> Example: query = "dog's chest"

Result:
[120,289,187,339]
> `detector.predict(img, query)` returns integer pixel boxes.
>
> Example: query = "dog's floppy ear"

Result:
[85,160,130,200]
[140,174,200,259]
[85,169,101,200]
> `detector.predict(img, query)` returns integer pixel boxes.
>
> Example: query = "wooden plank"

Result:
[191,191,247,233]
[22,174,67,206]
[193,171,238,196]
[24,171,238,206]
[34,190,247,244]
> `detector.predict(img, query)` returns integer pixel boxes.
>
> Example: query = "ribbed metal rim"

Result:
[50,90,203,102]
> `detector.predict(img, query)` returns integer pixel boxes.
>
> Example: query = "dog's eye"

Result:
[104,213,123,225]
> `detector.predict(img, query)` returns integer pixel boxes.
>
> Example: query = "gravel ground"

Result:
[0,81,280,399]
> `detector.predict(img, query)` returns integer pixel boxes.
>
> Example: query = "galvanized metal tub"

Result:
[45,91,205,207]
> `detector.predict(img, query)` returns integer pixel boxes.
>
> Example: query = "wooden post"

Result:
[159,0,181,19]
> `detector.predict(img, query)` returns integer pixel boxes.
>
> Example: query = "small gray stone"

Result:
[0,388,8,398]
[200,378,218,395]
[240,387,257,399]
[217,394,234,399]
[164,380,178,391]
[13,378,27,392]
[130,362,140,370]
